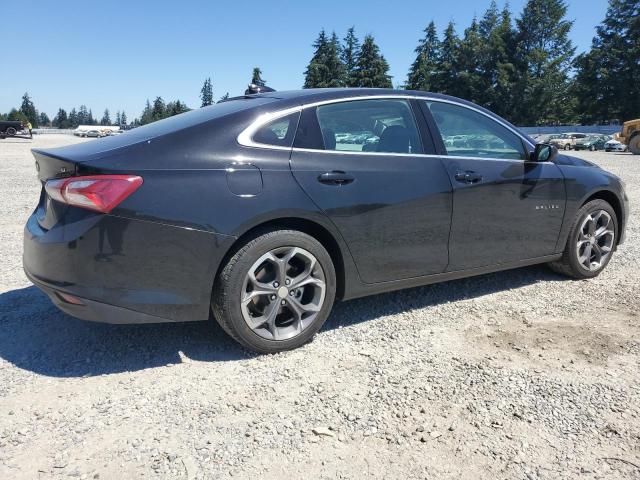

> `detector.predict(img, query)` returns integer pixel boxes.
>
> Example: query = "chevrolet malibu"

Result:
[24,89,629,353]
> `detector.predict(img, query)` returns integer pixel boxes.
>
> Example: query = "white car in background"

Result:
[604,139,627,152]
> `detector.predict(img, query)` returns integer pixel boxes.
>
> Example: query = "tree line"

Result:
[302,0,638,125]
[2,0,636,129]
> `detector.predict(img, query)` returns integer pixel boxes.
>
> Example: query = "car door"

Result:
[289,98,452,284]
[419,100,566,271]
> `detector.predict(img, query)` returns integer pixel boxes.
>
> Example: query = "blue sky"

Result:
[1,0,609,120]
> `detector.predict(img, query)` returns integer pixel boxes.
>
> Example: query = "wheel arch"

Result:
[581,189,624,245]
[213,216,350,300]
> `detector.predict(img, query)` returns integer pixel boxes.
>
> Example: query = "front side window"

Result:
[425,101,525,160]
[252,112,299,147]
[315,99,423,154]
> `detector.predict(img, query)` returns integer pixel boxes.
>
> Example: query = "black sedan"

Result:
[24,89,629,353]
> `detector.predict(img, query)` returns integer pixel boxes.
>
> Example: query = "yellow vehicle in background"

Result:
[619,119,640,154]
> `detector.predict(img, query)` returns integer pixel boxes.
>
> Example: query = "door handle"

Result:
[454,170,483,184]
[318,171,355,186]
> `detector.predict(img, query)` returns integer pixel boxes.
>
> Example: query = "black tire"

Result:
[212,229,336,353]
[6,127,16,136]
[564,143,571,150]
[629,135,640,155]
[589,145,595,151]
[548,199,618,279]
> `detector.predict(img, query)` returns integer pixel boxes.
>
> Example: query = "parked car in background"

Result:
[605,139,627,152]
[84,129,104,138]
[549,133,588,150]
[24,88,629,353]
[531,133,563,143]
[574,135,610,151]
[0,120,24,137]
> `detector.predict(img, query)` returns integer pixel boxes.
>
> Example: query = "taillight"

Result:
[44,175,143,213]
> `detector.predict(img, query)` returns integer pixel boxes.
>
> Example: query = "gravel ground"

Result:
[0,135,638,480]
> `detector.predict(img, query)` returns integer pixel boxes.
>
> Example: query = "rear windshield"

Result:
[120,97,276,141]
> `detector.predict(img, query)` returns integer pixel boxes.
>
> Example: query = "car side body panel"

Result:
[22,89,629,325]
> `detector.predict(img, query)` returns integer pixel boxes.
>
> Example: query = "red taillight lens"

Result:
[44,175,143,213]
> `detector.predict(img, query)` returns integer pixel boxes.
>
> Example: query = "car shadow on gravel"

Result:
[0,286,251,378]
[0,264,566,377]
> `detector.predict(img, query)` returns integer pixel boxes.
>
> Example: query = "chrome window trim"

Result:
[236,94,535,156]
[236,106,303,151]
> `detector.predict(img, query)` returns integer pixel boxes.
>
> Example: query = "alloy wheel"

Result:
[576,210,615,271]
[240,247,326,340]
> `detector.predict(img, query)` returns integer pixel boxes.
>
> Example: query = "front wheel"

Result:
[548,199,617,279]
[564,144,571,150]
[6,127,16,136]
[212,229,336,353]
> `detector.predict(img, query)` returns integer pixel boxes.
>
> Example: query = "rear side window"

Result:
[425,101,525,160]
[252,112,300,148]
[314,99,423,154]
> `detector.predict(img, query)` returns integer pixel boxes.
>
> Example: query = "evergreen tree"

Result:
[53,108,68,128]
[121,111,127,126]
[115,111,121,126]
[432,22,460,95]
[513,0,575,125]
[78,105,89,125]
[151,97,166,121]
[8,108,28,124]
[100,109,111,126]
[218,92,230,102]
[140,99,153,125]
[20,92,38,127]
[69,108,78,128]
[407,21,441,91]
[166,100,190,116]
[251,68,266,87]
[342,27,361,87]
[303,29,347,88]
[351,35,392,88]
[573,0,640,123]
[38,112,50,127]
[200,77,213,107]
[476,3,519,118]
[455,18,483,101]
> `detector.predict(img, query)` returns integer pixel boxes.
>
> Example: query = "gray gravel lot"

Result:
[0,135,638,479]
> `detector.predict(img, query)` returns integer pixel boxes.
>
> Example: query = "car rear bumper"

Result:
[23,210,235,324]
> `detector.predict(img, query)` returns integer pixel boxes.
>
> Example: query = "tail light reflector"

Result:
[44,175,143,213]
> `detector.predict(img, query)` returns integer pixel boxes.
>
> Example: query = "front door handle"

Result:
[318,171,355,186]
[454,170,483,184]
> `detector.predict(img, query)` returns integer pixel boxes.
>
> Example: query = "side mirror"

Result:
[531,143,558,162]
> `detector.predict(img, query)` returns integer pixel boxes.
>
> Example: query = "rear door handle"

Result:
[454,170,483,184]
[318,171,355,186]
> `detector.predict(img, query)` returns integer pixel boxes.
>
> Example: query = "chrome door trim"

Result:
[236,94,535,155]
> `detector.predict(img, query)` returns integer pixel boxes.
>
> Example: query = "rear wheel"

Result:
[548,199,617,279]
[629,135,640,155]
[564,143,571,150]
[212,229,336,353]
[589,145,595,151]
[6,127,16,136]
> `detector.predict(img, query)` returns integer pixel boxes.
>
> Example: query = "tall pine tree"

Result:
[351,35,392,88]
[20,92,38,127]
[406,21,441,91]
[200,77,213,107]
[432,22,460,95]
[513,0,575,125]
[342,27,361,87]
[100,109,111,126]
[573,0,640,123]
[304,29,346,88]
